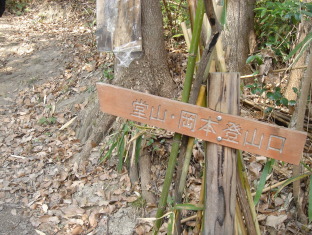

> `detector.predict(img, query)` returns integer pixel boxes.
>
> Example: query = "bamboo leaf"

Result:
[220,0,227,26]
[285,32,312,61]
[99,141,118,163]
[59,116,77,130]
[117,135,126,172]
[289,40,311,67]
[134,134,143,163]
[117,123,130,172]
[302,162,312,173]
[301,10,312,17]
[274,172,311,197]
[254,159,275,205]
[139,211,174,222]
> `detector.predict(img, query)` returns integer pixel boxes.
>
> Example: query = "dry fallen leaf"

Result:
[35,230,46,235]
[61,205,85,218]
[42,204,48,213]
[30,217,41,227]
[248,161,262,180]
[59,116,77,130]
[39,215,60,224]
[70,225,84,235]
[89,210,100,227]
[266,214,287,229]
[10,208,17,216]
[113,188,124,195]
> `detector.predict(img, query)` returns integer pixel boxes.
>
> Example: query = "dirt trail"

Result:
[0,3,142,234]
[0,9,74,235]
[0,16,70,106]
[2,2,310,235]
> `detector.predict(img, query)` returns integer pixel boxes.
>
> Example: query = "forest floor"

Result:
[0,1,311,235]
[0,2,143,235]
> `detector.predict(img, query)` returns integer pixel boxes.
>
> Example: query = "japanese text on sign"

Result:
[97,83,307,165]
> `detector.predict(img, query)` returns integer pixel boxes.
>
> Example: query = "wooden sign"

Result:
[97,83,307,165]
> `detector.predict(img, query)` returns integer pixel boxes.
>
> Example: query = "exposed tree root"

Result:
[139,149,156,204]
[71,112,116,166]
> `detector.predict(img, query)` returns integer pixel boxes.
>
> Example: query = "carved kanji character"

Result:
[130,99,149,119]
[223,122,242,143]
[179,111,198,132]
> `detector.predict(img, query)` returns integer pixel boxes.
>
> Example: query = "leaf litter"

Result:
[0,1,143,234]
[0,1,311,234]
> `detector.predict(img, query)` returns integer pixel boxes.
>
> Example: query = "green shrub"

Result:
[6,0,30,15]
[254,0,312,61]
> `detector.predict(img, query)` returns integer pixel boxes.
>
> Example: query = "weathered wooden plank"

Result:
[96,82,307,165]
[204,73,238,234]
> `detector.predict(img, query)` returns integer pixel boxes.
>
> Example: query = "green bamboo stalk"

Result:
[173,85,206,232]
[237,150,261,235]
[194,157,206,234]
[177,86,206,199]
[153,1,205,233]
[309,175,312,223]
[181,0,205,103]
[153,133,181,233]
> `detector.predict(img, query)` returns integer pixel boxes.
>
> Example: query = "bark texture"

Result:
[290,47,311,225]
[284,19,312,101]
[73,0,177,164]
[222,0,256,75]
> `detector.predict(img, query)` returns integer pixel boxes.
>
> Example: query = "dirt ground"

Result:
[0,2,144,235]
[1,2,312,235]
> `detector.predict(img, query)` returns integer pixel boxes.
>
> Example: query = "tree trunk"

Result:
[290,47,312,225]
[284,19,312,101]
[73,0,177,165]
[222,0,256,75]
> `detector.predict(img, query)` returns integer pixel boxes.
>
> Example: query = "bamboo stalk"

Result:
[181,214,197,224]
[251,180,287,196]
[237,164,258,235]
[178,86,206,194]
[189,0,222,105]
[193,167,205,235]
[174,86,206,232]
[181,22,191,50]
[237,151,261,235]
[181,0,205,103]
[235,198,248,235]
[187,0,196,30]
[153,1,205,233]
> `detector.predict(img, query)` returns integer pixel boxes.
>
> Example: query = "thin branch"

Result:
[240,66,307,79]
